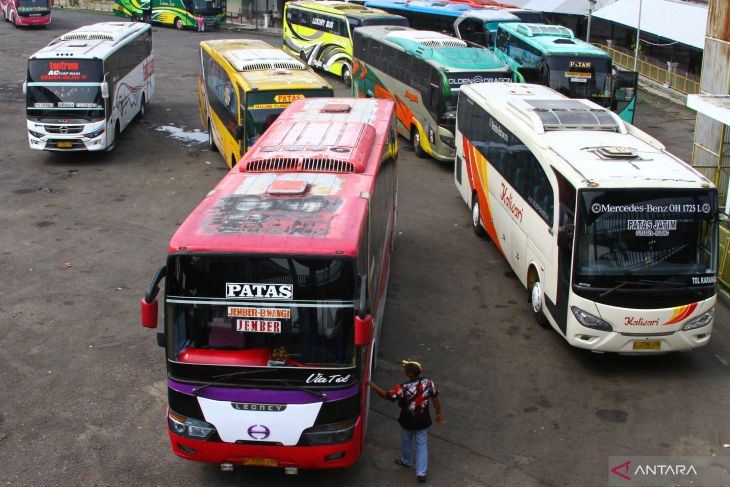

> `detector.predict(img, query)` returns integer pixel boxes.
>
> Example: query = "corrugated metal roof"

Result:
[593,0,707,49]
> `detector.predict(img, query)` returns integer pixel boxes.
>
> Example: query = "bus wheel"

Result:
[411,128,425,158]
[174,17,184,30]
[299,51,308,63]
[529,276,550,328]
[471,192,486,238]
[341,63,352,87]
[207,121,217,153]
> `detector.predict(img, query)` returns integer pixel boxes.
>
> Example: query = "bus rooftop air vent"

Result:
[516,24,573,39]
[321,103,352,113]
[595,146,639,159]
[522,99,620,132]
[245,158,298,172]
[301,158,355,173]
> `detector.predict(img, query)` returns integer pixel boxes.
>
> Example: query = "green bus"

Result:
[353,26,513,161]
[493,22,637,123]
[113,0,226,30]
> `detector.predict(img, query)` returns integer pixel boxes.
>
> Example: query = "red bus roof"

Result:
[169,98,395,257]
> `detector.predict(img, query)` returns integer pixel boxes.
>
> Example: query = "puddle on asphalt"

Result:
[155,124,208,145]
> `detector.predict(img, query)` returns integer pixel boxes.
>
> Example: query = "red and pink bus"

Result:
[141,97,398,473]
[2,0,51,27]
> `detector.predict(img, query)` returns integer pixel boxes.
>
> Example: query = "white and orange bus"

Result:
[455,83,718,353]
[140,98,399,471]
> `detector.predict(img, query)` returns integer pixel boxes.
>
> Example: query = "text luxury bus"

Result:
[199,39,334,168]
[25,22,154,152]
[493,22,638,123]
[113,0,226,30]
[140,97,398,472]
[455,83,718,353]
[1,0,51,28]
[353,26,513,161]
[283,1,408,86]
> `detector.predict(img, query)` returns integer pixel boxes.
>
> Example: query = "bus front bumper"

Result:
[18,15,50,26]
[168,425,362,470]
[566,324,713,353]
[27,121,108,151]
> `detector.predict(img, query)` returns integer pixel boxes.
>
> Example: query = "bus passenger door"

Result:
[611,67,638,124]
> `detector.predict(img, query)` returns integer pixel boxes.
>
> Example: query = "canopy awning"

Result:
[593,0,707,50]
[687,95,730,126]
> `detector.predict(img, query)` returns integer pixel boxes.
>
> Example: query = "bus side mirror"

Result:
[355,315,373,346]
[22,82,26,95]
[236,124,245,141]
[101,81,109,99]
[141,297,158,328]
[718,212,729,223]
[557,224,574,248]
[141,265,166,329]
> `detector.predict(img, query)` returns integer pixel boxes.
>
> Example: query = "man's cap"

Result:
[401,359,422,373]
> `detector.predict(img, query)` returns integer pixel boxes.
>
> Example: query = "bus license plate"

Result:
[242,458,278,467]
[57,141,73,148]
[633,341,661,350]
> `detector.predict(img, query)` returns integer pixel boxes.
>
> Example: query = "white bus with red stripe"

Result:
[454,83,718,353]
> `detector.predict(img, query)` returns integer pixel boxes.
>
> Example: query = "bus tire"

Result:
[341,63,352,87]
[207,121,217,152]
[174,17,184,30]
[529,275,550,329]
[299,51,308,63]
[12,13,19,27]
[411,128,425,158]
[231,155,237,168]
[471,191,486,238]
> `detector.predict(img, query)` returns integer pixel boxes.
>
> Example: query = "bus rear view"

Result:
[141,98,399,471]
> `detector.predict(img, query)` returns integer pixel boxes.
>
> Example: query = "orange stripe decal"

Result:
[663,303,698,325]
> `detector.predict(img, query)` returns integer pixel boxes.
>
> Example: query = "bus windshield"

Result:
[245,89,334,147]
[26,85,104,121]
[18,0,50,11]
[573,188,717,305]
[166,254,357,370]
[545,55,612,107]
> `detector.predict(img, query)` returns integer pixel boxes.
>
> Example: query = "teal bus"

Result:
[114,0,226,30]
[494,23,637,123]
[353,25,513,162]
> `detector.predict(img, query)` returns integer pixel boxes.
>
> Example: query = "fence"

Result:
[594,43,701,96]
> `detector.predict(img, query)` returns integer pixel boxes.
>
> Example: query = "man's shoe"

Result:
[417,475,427,483]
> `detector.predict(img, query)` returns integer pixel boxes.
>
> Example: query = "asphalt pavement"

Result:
[1,10,729,487]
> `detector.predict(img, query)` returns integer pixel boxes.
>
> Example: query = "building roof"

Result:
[30,22,150,60]
[168,98,395,256]
[593,0,707,50]
[463,83,710,188]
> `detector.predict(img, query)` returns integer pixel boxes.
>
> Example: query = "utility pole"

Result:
[586,0,596,43]
[633,0,643,71]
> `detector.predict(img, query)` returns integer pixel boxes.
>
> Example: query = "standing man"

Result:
[370,360,443,483]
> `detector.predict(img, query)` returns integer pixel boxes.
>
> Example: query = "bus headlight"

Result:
[84,125,105,139]
[301,419,355,446]
[571,306,612,332]
[683,308,714,331]
[440,135,455,148]
[168,410,216,440]
[28,129,44,139]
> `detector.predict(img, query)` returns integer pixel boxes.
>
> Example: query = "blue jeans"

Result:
[400,427,428,476]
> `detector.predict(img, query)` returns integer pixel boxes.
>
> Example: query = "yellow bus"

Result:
[198,39,335,167]
[283,1,407,86]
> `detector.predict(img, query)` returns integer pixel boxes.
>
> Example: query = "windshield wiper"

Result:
[636,278,686,287]
[598,279,652,298]
[191,368,276,395]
